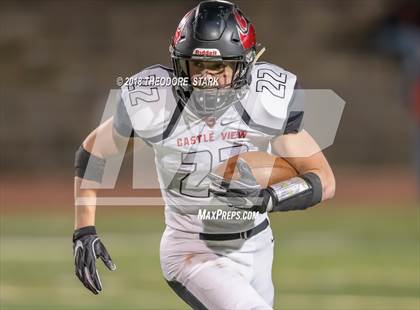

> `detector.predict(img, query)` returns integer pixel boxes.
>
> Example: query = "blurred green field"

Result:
[1,204,419,310]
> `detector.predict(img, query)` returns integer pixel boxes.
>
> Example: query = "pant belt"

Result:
[199,219,269,241]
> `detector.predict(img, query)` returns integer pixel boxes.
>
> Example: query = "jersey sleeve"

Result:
[238,62,303,137]
[115,65,179,144]
[283,83,304,134]
[113,95,134,138]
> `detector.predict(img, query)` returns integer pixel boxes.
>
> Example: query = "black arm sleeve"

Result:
[74,146,106,183]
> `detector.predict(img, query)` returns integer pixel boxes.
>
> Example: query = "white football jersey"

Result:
[114,63,303,233]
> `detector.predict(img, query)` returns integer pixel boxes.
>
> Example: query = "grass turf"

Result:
[1,204,419,309]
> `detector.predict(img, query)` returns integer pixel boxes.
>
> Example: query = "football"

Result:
[214,151,298,187]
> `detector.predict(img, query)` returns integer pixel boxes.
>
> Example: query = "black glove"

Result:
[208,158,271,214]
[73,226,116,294]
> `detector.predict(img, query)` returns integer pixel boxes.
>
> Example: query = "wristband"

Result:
[73,225,97,242]
[267,172,322,212]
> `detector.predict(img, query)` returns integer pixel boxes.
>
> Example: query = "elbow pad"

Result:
[266,172,322,212]
[74,146,105,183]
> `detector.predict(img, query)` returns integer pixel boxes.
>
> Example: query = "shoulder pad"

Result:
[120,65,179,140]
[240,62,298,134]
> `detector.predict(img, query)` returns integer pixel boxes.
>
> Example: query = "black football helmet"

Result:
[170,0,257,117]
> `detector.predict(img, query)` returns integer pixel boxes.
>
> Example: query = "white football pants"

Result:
[160,224,275,310]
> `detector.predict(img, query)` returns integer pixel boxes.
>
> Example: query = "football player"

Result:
[73,1,336,309]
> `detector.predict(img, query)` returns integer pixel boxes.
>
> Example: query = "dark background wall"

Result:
[1,0,415,173]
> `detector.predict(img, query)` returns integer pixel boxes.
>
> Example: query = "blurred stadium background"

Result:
[1,0,419,309]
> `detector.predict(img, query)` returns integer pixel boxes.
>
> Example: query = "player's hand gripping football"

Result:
[208,159,271,213]
[73,226,117,294]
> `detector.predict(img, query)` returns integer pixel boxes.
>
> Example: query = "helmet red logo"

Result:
[172,10,193,46]
[234,9,248,33]
[239,24,256,50]
[234,9,256,50]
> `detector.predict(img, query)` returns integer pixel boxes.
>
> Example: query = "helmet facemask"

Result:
[171,53,254,118]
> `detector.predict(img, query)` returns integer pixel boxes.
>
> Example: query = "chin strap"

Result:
[252,46,266,66]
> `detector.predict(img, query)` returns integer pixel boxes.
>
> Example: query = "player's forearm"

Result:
[74,177,97,229]
[73,117,132,229]
[73,123,109,230]
[317,169,335,201]
[271,131,336,201]
[265,151,335,212]
[74,204,96,229]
